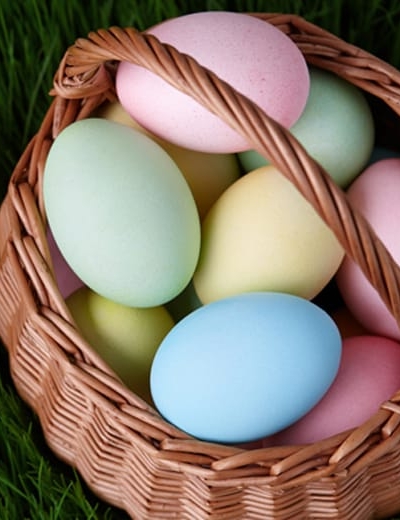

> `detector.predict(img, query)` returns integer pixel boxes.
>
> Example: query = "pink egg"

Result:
[336,158,400,340]
[47,228,84,299]
[265,335,400,446]
[116,11,309,153]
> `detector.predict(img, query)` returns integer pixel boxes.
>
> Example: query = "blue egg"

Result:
[150,292,342,444]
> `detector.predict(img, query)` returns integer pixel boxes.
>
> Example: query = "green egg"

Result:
[239,67,375,188]
[43,118,201,308]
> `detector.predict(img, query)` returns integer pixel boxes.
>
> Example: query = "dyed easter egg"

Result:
[150,292,341,444]
[43,118,200,308]
[336,158,400,340]
[267,335,400,445]
[67,286,174,403]
[193,165,344,304]
[239,66,375,187]
[94,100,241,219]
[116,11,309,153]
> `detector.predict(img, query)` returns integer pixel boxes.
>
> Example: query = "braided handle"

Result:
[50,14,400,329]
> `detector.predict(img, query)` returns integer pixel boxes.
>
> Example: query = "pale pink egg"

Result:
[265,335,400,446]
[116,11,309,153]
[336,158,400,340]
[47,228,84,299]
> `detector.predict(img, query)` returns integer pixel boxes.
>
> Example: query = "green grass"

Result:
[0,348,128,520]
[1,0,400,518]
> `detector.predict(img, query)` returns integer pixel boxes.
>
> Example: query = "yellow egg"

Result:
[66,286,174,404]
[193,165,344,304]
[95,101,241,219]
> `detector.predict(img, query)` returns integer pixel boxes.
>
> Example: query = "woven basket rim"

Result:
[2,11,400,519]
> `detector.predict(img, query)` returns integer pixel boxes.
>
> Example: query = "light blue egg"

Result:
[43,118,200,308]
[150,292,342,444]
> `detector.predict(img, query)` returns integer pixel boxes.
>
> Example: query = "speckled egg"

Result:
[116,11,309,153]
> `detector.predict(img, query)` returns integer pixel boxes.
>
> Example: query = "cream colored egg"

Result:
[193,165,344,304]
[95,101,241,219]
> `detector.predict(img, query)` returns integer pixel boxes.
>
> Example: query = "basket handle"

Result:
[51,14,400,329]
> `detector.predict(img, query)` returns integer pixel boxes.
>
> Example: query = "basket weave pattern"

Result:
[2,12,400,519]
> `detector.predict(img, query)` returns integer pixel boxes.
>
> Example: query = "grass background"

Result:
[1,1,400,518]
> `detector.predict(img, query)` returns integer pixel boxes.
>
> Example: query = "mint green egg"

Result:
[239,67,375,188]
[43,118,201,307]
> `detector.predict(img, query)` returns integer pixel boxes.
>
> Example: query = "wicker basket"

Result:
[2,11,400,519]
